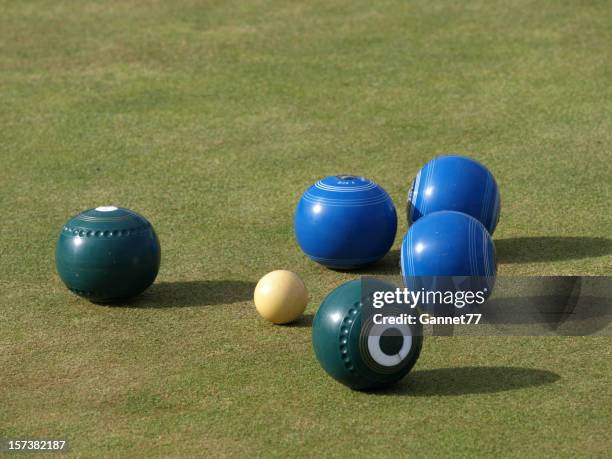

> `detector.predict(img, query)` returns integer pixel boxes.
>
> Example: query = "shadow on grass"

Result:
[328,237,611,274]
[334,249,401,276]
[109,280,256,308]
[496,236,611,264]
[484,295,611,335]
[284,313,314,328]
[377,366,560,396]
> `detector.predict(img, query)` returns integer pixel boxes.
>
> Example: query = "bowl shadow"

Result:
[496,236,611,264]
[328,237,611,274]
[107,280,256,308]
[339,249,401,276]
[373,366,560,396]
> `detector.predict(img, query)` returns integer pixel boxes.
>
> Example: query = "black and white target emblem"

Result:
[359,311,415,374]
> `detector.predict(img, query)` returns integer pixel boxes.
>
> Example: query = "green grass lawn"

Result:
[1,0,611,456]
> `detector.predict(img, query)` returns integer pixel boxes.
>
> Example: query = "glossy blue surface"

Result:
[407,155,501,234]
[295,175,397,269]
[400,211,496,310]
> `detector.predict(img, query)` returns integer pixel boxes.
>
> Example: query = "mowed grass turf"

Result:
[1,0,611,457]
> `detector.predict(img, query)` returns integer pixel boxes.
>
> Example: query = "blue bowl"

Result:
[401,211,496,313]
[295,175,397,269]
[407,155,500,234]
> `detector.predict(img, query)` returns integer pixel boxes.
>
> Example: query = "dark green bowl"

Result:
[55,206,160,303]
[312,279,423,390]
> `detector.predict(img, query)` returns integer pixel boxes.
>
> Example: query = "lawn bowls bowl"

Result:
[400,211,496,314]
[407,155,501,234]
[55,206,161,303]
[312,279,423,390]
[295,175,397,269]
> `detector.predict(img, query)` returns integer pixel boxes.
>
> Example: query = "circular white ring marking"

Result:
[367,323,413,367]
[95,206,119,212]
